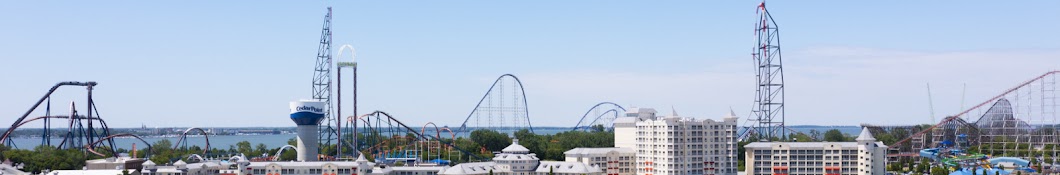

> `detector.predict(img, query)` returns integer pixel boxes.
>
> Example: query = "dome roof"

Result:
[356,154,369,162]
[142,160,156,166]
[501,139,530,153]
[174,160,187,165]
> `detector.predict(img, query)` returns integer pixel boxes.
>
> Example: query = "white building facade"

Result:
[564,148,635,175]
[743,127,887,175]
[614,108,738,175]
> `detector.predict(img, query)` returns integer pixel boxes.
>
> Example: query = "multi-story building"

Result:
[564,148,636,175]
[614,108,739,175]
[743,127,887,175]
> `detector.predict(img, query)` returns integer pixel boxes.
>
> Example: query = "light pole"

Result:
[336,44,357,158]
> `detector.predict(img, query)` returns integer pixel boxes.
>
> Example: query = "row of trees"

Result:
[329,127,614,164]
[511,128,614,161]
[463,127,614,161]
[0,145,103,174]
[0,139,288,173]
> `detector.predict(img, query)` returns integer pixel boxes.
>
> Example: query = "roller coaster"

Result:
[0,81,121,155]
[2,82,212,161]
[172,127,211,156]
[458,74,534,135]
[571,102,626,131]
[885,71,1059,172]
[345,110,486,164]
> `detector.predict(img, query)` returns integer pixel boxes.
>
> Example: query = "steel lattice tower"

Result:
[313,7,337,150]
[750,2,786,141]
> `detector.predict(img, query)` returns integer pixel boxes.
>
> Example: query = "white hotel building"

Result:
[743,128,887,175]
[614,108,739,175]
[564,147,636,175]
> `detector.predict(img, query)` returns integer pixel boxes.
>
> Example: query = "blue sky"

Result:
[1,1,1058,128]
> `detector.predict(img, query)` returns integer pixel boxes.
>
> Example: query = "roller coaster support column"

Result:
[86,83,95,147]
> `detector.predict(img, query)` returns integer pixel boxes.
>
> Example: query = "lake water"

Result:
[9,134,297,150]
[7,126,863,150]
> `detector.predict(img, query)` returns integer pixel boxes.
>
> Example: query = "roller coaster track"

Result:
[84,133,152,158]
[572,102,626,131]
[1,116,100,144]
[172,127,211,156]
[459,74,534,134]
[273,145,297,161]
[2,81,103,146]
[357,110,486,161]
[890,71,1059,157]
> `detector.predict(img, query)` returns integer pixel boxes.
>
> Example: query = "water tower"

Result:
[290,100,326,161]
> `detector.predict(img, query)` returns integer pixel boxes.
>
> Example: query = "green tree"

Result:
[930,166,949,175]
[153,139,173,151]
[808,129,822,140]
[237,141,253,155]
[591,125,606,132]
[470,130,511,151]
[549,166,554,175]
[255,143,268,157]
[917,159,929,173]
[824,129,846,142]
[790,133,814,142]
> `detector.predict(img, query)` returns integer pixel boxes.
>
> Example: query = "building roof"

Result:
[612,117,639,124]
[745,140,889,149]
[744,142,859,149]
[563,147,634,155]
[439,162,500,175]
[501,139,530,153]
[534,161,602,174]
[356,154,369,162]
[390,166,449,171]
[493,153,539,161]
[247,161,367,167]
[48,170,129,175]
[0,164,28,175]
[142,160,156,166]
[173,160,187,166]
[855,127,875,141]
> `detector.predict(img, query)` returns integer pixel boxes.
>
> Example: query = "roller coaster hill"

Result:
[866,71,1060,174]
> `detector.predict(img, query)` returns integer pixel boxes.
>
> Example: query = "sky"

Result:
[1,1,1059,128]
